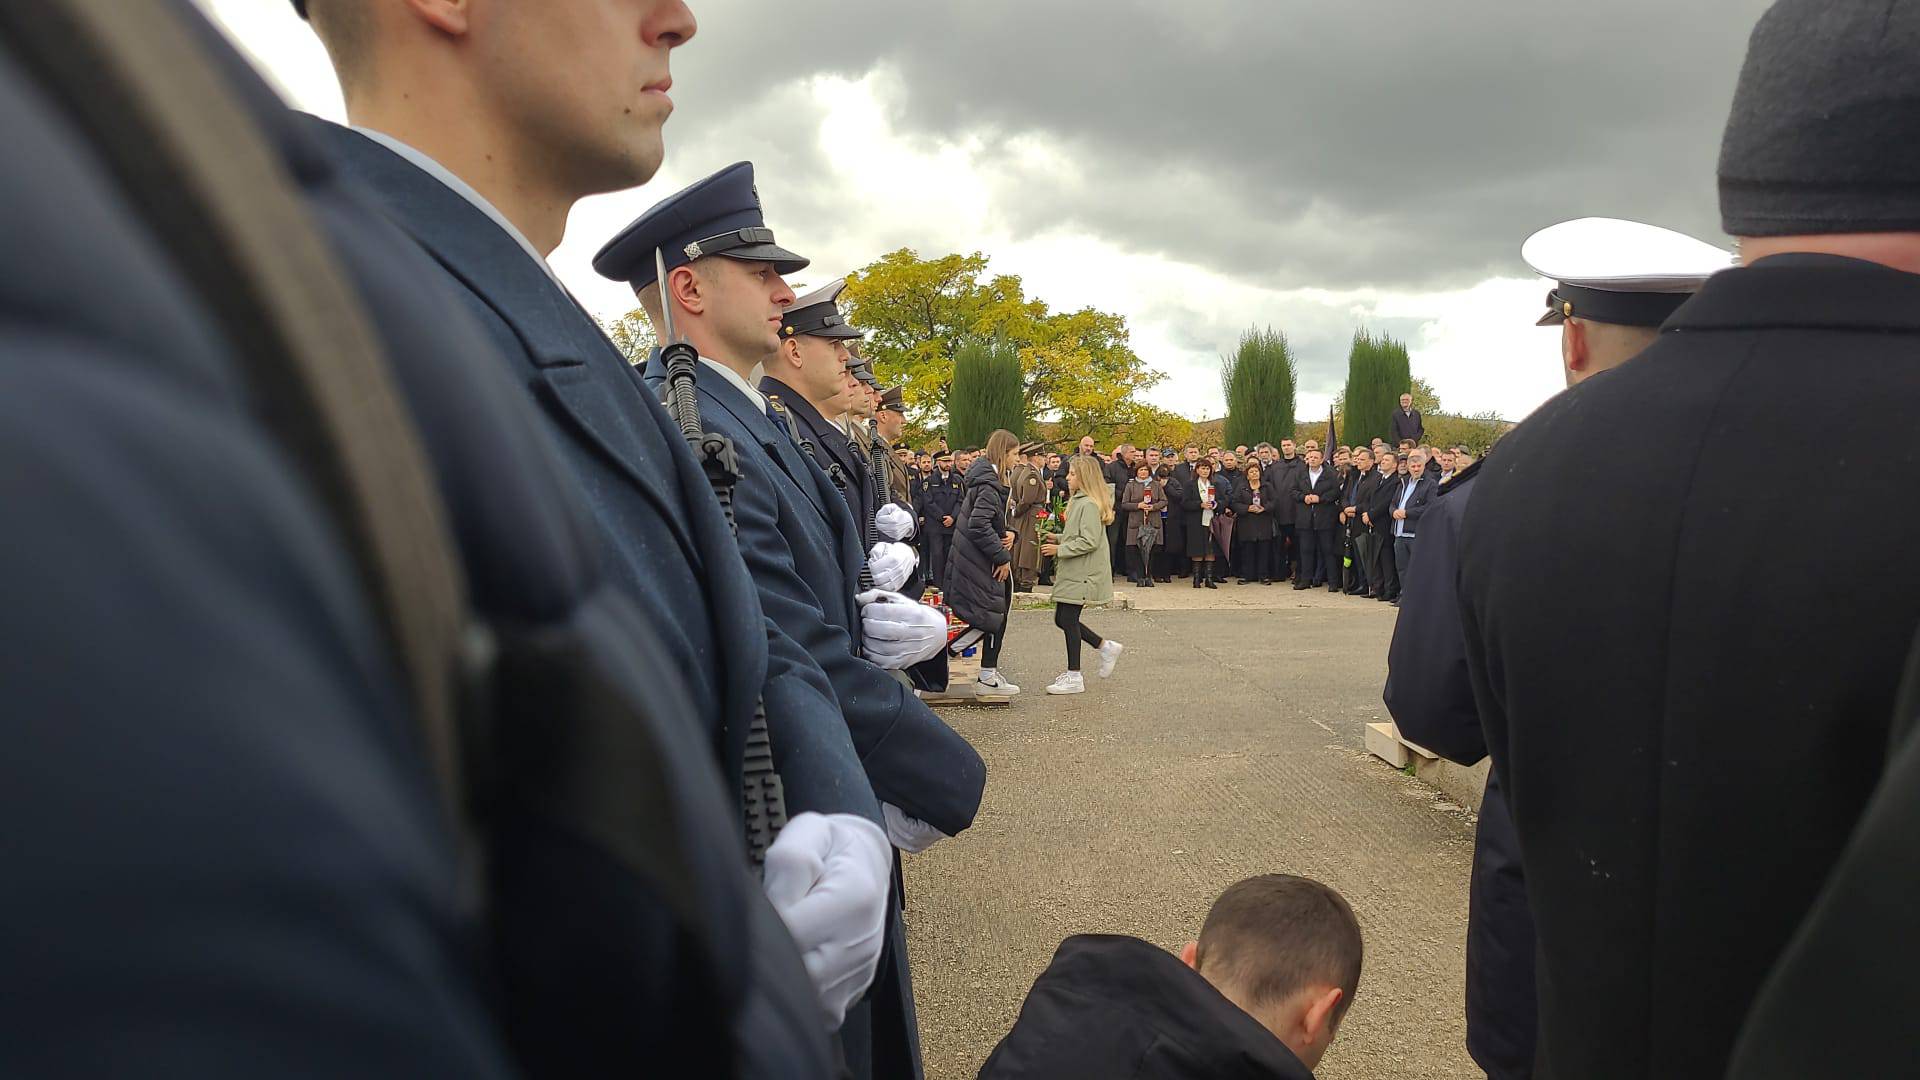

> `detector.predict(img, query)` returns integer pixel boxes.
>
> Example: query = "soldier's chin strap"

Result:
[655,248,787,878]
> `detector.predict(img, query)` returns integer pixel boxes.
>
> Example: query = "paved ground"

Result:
[904,583,1482,1079]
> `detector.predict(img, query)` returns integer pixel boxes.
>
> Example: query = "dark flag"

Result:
[1326,406,1338,457]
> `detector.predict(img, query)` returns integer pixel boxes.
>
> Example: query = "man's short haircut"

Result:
[1196,874,1364,1025]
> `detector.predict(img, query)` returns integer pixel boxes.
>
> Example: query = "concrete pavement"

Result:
[904,598,1483,1079]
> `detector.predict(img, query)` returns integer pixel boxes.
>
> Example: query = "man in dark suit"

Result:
[1289,448,1342,590]
[4,2,833,1073]
[1389,394,1424,445]
[600,197,985,1079]
[1458,5,1920,1074]
[297,0,894,1053]
[1364,450,1400,601]
[1341,447,1378,596]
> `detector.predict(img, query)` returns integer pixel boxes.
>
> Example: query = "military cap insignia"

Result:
[683,240,703,259]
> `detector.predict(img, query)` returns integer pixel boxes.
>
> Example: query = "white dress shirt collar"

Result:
[350,127,566,291]
[698,357,767,411]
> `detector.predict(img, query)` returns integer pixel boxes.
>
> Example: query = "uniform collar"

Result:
[348,127,566,292]
[698,357,766,411]
[1667,253,1920,334]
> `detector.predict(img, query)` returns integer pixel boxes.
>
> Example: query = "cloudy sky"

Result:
[199,0,1771,424]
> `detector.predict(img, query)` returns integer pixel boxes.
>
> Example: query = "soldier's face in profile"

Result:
[700,258,793,358]
[482,0,698,195]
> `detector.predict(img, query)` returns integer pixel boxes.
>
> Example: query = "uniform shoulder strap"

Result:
[0,0,469,821]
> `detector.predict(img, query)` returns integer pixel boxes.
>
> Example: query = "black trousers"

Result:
[1108,517,1127,575]
[926,528,952,590]
[1298,525,1338,585]
[1239,536,1274,580]
[1054,602,1104,671]
[1278,523,1298,579]
[1395,535,1417,585]
[1373,528,1400,598]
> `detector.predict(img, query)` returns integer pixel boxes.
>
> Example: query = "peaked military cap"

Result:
[1524,217,1734,328]
[781,278,863,341]
[878,385,907,413]
[593,162,808,290]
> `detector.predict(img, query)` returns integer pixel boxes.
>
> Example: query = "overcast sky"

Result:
[199,0,1771,424]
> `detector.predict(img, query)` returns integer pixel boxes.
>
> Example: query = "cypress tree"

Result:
[945,334,1026,447]
[1220,326,1298,450]
[1340,329,1412,447]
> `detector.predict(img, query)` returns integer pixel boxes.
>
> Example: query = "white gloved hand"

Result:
[761,812,892,1030]
[867,542,919,594]
[875,503,917,541]
[857,590,948,669]
[882,802,949,855]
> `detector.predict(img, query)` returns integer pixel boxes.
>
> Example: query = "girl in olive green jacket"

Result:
[1039,456,1125,694]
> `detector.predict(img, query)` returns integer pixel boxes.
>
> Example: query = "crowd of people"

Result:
[6,0,1919,1079]
[901,414,1478,613]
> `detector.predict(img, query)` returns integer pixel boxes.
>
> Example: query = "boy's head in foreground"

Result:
[1179,874,1363,1070]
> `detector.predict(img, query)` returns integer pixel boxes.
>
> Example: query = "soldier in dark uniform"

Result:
[595,176,985,1080]
[1387,215,1724,1080]
[920,451,964,590]
[295,0,895,1052]
[763,280,872,540]
[1458,6,1920,1074]
[5,2,833,1073]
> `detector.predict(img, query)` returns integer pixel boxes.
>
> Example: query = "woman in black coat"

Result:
[1231,462,1281,585]
[948,429,1022,695]
[1174,460,1228,588]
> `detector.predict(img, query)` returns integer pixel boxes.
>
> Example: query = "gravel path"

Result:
[904,602,1483,1079]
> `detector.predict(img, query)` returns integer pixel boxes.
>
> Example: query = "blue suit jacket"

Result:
[311,121,879,830]
[643,357,986,837]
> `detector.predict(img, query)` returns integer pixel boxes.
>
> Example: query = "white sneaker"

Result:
[976,669,1020,697]
[1096,640,1125,679]
[1045,671,1086,695]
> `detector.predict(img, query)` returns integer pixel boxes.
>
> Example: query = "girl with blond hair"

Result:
[1039,455,1124,695]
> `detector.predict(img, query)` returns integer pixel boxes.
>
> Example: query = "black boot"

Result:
[1191,563,1203,588]
[1204,563,1218,589]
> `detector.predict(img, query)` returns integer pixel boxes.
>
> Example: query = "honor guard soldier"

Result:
[763,280,875,533]
[1387,215,1726,1080]
[1459,4,1920,1072]
[294,2,898,1062]
[1008,443,1049,593]
[921,451,965,590]
[11,1,843,1075]
[595,168,985,1080]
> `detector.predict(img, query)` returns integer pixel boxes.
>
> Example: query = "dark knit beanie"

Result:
[1718,0,1920,237]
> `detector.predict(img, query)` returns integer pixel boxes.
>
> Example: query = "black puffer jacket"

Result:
[947,457,1011,635]
[978,935,1316,1080]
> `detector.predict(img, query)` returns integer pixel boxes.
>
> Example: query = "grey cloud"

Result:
[661,0,1772,292]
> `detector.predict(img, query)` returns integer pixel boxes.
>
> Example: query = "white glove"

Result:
[882,802,949,855]
[761,812,892,1030]
[857,590,948,669]
[875,503,917,541]
[867,541,918,594]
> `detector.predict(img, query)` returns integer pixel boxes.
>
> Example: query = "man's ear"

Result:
[1563,318,1590,377]
[1300,985,1344,1044]
[400,0,471,36]
[776,337,801,371]
[664,264,706,319]
[1178,941,1200,971]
